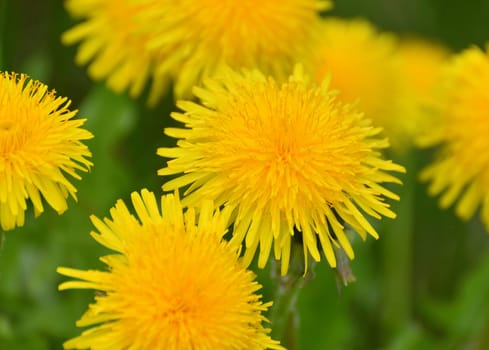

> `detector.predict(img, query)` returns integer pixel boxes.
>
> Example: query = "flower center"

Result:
[163,298,193,325]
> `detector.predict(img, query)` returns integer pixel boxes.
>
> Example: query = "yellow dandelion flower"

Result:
[305,18,404,147]
[158,66,405,275]
[398,39,450,100]
[0,72,92,231]
[62,0,167,102]
[419,45,489,230]
[64,0,330,103]
[143,0,331,98]
[395,38,450,149]
[58,189,282,350]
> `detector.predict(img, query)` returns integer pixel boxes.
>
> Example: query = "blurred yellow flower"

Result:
[305,18,404,148]
[0,72,92,231]
[396,38,450,149]
[63,0,166,103]
[398,39,450,99]
[158,66,405,275]
[420,45,489,230]
[58,189,283,350]
[63,0,330,104]
[143,0,330,98]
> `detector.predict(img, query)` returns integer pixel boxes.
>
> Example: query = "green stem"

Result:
[0,231,5,254]
[381,151,416,338]
[270,275,301,349]
[270,242,311,349]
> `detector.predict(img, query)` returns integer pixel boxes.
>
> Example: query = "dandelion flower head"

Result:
[138,0,331,98]
[158,66,405,275]
[0,72,92,231]
[395,38,450,149]
[63,0,166,103]
[305,18,404,147]
[420,45,489,230]
[398,39,450,100]
[58,189,282,349]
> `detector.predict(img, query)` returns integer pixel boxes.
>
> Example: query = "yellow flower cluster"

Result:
[55,3,418,347]
[304,18,450,151]
[18,1,489,348]
[63,0,331,103]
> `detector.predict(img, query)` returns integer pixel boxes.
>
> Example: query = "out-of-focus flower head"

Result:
[304,18,405,149]
[63,0,166,103]
[419,45,489,230]
[395,38,451,150]
[63,0,331,104]
[144,0,331,98]
[0,72,92,231]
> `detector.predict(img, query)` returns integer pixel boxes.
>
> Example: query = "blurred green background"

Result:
[1,0,489,349]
